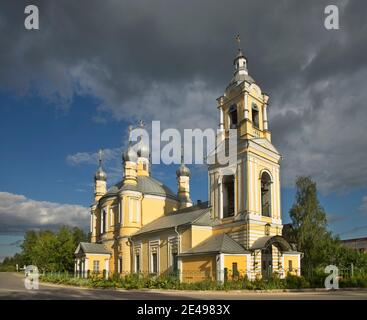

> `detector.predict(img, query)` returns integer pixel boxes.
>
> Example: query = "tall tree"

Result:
[19,226,88,272]
[289,176,331,275]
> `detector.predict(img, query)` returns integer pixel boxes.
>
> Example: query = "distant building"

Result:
[341,237,367,254]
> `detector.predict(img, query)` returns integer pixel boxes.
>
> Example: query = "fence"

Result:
[39,264,365,283]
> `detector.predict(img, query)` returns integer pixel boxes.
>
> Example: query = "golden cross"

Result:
[98,149,103,166]
[235,34,241,50]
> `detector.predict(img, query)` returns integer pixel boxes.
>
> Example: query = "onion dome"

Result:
[94,166,107,181]
[123,146,138,162]
[95,149,107,181]
[176,163,190,177]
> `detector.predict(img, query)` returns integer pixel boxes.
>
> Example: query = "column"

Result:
[219,107,224,132]
[75,259,78,277]
[216,254,224,283]
[218,176,223,219]
[85,258,89,278]
[263,103,269,130]
[244,92,249,119]
[105,259,109,279]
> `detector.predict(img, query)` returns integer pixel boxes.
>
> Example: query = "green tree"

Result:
[289,176,333,275]
[19,226,87,272]
[289,176,367,275]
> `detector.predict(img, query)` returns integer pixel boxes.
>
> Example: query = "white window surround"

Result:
[167,236,178,269]
[134,242,142,273]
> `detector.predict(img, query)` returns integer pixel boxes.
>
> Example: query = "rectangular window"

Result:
[93,260,99,273]
[119,257,123,274]
[288,260,293,272]
[232,262,239,278]
[135,254,140,273]
[171,253,178,273]
[151,252,158,274]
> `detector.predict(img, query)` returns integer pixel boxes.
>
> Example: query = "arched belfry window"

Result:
[261,172,272,217]
[229,105,238,129]
[252,104,259,128]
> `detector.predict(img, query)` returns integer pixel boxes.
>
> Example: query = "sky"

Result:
[1,0,367,261]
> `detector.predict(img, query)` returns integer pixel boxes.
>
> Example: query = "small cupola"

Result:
[94,149,107,181]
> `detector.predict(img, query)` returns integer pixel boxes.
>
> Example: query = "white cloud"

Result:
[0,192,89,233]
[66,147,123,166]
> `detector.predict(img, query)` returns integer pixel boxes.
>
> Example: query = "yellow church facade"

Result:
[75,46,301,282]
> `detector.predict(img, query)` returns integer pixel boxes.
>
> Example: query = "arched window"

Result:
[229,105,238,129]
[261,172,271,217]
[252,104,259,128]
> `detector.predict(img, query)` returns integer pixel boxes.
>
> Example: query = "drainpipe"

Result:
[174,226,182,282]
[128,236,134,274]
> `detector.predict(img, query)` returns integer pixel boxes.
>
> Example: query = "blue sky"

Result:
[1,0,367,261]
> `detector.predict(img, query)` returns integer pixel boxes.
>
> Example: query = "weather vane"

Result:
[235,34,241,50]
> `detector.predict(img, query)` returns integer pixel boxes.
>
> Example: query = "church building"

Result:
[75,45,302,282]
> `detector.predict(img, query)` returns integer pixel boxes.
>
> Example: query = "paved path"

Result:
[0,272,366,300]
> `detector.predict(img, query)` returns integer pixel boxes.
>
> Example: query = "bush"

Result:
[39,270,367,290]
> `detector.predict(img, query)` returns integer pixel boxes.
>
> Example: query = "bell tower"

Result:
[217,35,271,142]
[209,36,283,250]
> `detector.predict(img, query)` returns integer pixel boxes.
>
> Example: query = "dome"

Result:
[176,163,190,177]
[94,167,107,181]
[104,176,177,200]
[123,147,138,162]
[137,141,149,159]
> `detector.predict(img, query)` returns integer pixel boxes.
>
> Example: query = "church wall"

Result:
[223,255,249,278]
[181,227,192,253]
[191,226,213,248]
[131,229,180,276]
[180,255,216,283]
[86,254,110,273]
[141,196,178,226]
[283,254,301,276]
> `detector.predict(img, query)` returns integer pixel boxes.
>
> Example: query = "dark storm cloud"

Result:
[1,0,367,192]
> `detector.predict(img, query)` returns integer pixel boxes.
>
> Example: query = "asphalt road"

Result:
[0,272,366,300]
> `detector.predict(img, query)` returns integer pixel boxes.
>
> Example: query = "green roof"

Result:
[179,233,250,256]
[75,242,110,255]
[104,176,177,200]
[132,203,212,236]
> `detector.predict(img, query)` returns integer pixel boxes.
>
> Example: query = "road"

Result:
[0,272,366,300]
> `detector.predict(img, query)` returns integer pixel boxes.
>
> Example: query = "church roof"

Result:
[74,242,110,255]
[179,233,250,256]
[104,176,177,200]
[132,202,212,236]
